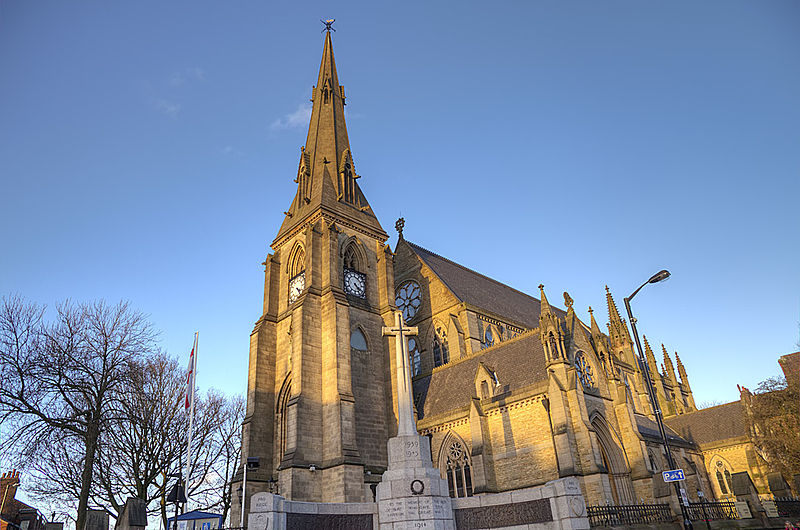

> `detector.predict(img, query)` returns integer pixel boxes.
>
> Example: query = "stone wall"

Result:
[248,477,589,530]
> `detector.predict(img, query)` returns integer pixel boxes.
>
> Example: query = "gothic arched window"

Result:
[408,337,421,376]
[575,351,594,388]
[433,324,450,368]
[276,378,292,460]
[442,437,473,498]
[713,459,734,496]
[483,327,494,349]
[351,328,368,352]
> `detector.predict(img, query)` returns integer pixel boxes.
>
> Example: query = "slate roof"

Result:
[413,331,548,420]
[408,242,567,329]
[635,415,692,447]
[664,401,748,446]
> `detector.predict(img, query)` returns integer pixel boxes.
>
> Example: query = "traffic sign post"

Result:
[662,469,686,483]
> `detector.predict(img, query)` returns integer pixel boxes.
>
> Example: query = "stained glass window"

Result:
[575,351,594,388]
[395,281,422,322]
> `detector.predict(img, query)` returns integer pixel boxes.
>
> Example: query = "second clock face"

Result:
[289,271,305,304]
[343,268,366,299]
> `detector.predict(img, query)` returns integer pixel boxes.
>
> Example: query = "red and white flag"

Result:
[180,335,198,415]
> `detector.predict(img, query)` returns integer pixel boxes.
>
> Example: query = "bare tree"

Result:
[93,352,187,525]
[0,296,157,530]
[190,392,244,525]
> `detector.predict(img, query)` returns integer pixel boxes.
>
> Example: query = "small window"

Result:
[433,324,449,367]
[408,337,421,376]
[484,328,494,348]
[351,329,368,351]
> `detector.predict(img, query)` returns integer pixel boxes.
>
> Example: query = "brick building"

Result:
[0,471,47,530]
[229,30,788,523]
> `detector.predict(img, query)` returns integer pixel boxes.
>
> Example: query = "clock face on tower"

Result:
[343,268,366,299]
[288,271,305,304]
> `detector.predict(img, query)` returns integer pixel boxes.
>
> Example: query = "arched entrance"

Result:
[591,414,635,504]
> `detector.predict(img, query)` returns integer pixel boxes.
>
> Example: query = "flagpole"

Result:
[185,332,198,511]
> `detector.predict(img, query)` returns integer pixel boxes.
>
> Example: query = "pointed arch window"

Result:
[408,337,421,376]
[433,324,450,368]
[276,379,292,460]
[575,351,594,388]
[351,328,368,352]
[714,460,734,496]
[482,327,494,349]
[440,435,473,498]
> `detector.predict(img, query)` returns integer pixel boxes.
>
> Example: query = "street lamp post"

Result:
[623,269,693,530]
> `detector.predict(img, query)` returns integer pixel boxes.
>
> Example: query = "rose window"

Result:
[395,280,422,322]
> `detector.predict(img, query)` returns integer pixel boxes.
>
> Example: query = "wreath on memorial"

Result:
[410,480,425,495]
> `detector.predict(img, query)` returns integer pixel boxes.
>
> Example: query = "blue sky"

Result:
[1,1,799,420]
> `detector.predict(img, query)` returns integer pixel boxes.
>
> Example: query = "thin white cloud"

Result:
[270,103,312,131]
[168,67,206,87]
[155,99,181,116]
[221,145,243,156]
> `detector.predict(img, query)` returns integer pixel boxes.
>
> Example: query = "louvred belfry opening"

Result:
[274,30,385,247]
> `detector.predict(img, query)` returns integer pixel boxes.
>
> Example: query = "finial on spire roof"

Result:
[395,217,405,238]
[563,291,573,309]
[321,18,336,33]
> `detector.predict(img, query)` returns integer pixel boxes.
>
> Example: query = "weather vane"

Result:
[321,19,335,32]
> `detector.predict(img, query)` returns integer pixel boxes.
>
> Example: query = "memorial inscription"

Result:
[285,513,372,530]
[453,499,553,530]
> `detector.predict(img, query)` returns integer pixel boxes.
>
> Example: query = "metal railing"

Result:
[775,497,800,518]
[587,503,673,527]
[686,500,738,521]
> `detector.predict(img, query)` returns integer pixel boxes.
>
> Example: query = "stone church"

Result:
[230,31,719,523]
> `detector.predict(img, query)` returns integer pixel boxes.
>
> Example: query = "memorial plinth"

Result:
[378,312,455,530]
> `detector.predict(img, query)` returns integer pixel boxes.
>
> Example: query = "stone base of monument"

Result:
[376,434,455,530]
[248,491,376,530]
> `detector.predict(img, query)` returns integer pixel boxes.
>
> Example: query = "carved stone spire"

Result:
[675,353,691,389]
[539,285,565,363]
[605,286,632,350]
[643,335,659,380]
[662,344,678,385]
[589,306,613,376]
[274,31,386,246]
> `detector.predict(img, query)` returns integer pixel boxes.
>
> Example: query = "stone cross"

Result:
[382,311,418,436]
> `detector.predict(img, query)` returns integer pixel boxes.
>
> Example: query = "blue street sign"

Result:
[662,469,685,482]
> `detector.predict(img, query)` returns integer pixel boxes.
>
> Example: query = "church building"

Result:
[230,30,722,523]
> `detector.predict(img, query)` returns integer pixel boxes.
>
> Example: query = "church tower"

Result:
[232,30,396,516]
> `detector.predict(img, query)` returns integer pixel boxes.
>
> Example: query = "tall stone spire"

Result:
[675,353,690,389]
[539,285,564,363]
[675,353,697,410]
[643,336,659,380]
[662,344,678,386]
[589,306,613,376]
[605,286,632,350]
[274,30,385,246]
